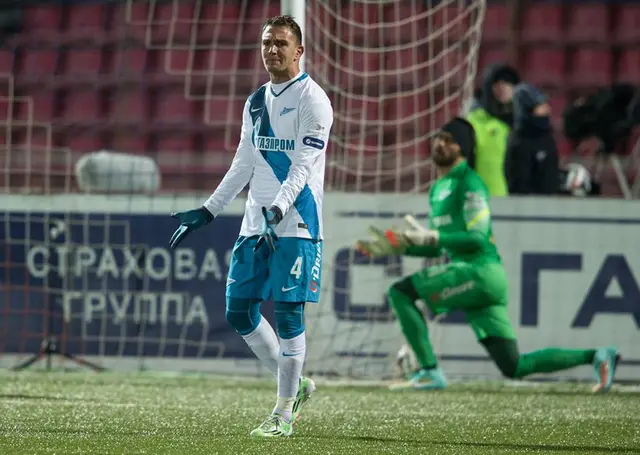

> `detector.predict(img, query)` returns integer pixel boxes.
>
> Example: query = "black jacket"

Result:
[506,133,559,195]
[506,83,559,195]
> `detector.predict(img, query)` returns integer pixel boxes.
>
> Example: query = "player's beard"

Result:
[432,144,458,167]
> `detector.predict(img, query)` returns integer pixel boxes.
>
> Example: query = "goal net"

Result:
[0,0,485,378]
[303,0,485,379]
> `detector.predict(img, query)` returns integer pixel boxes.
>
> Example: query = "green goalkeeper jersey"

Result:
[406,160,501,265]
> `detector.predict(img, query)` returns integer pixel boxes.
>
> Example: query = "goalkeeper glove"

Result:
[169,207,214,249]
[355,226,406,258]
[254,206,282,253]
[385,227,440,248]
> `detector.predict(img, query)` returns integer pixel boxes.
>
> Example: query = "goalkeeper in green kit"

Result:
[356,117,620,393]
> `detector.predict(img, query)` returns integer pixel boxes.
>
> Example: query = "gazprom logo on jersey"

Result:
[303,136,325,150]
[255,136,295,152]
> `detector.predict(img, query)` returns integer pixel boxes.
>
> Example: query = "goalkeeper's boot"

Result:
[291,376,316,425]
[250,414,293,438]
[389,367,448,391]
[591,346,620,393]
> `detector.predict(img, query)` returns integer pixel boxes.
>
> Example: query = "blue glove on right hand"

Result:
[169,207,213,249]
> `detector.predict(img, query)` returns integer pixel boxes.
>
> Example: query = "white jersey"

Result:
[203,72,333,240]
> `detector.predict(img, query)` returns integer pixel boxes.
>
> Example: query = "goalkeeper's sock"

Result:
[241,317,280,379]
[387,286,438,369]
[274,331,305,422]
[515,348,596,378]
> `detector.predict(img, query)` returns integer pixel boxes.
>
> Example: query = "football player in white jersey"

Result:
[169,15,333,438]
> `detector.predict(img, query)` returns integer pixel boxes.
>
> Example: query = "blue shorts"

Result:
[226,236,323,303]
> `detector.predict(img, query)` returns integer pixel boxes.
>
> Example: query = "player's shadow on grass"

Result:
[0,393,94,402]
[338,436,639,454]
[434,440,640,454]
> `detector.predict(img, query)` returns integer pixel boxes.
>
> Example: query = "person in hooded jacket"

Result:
[466,63,520,197]
[505,83,559,195]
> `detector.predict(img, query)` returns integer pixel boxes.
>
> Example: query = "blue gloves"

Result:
[169,207,214,249]
[254,206,282,253]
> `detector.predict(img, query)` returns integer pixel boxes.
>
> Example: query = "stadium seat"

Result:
[566,4,609,44]
[385,48,428,90]
[568,49,613,88]
[112,134,149,154]
[154,90,194,125]
[109,47,148,76]
[522,48,565,88]
[0,49,15,73]
[198,2,242,45]
[24,6,61,32]
[64,50,103,80]
[204,97,244,126]
[520,3,563,44]
[65,2,106,42]
[149,1,195,45]
[616,49,640,84]
[109,90,147,125]
[431,5,471,42]
[612,4,640,44]
[477,47,508,76]
[482,3,510,44]
[339,2,382,46]
[67,132,102,153]
[62,91,100,125]
[20,50,59,82]
[382,2,427,44]
[15,92,55,123]
[338,51,381,94]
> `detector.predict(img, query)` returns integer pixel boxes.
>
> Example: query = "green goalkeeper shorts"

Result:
[410,261,516,341]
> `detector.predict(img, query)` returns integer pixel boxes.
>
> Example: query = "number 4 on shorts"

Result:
[290,256,303,279]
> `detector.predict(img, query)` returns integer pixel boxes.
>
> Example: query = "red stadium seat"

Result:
[338,51,381,94]
[384,47,429,90]
[109,90,147,125]
[613,4,640,44]
[566,4,610,44]
[150,2,195,44]
[154,90,194,125]
[522,48,565,88]
[109,48,148,75]
[382,2,427,44]
[20,50,59,81]
[62,91,100,124]
[431,5,472,42]
[112,134,148,154]
[520,3,563,44]
[0,49,14,73]
[65,2,106,42]
[24,6,61,32]
[67,132,102,153]
[15,92,55,123]
[568,49,613,88]
[617,50,640,84]
[482,3,510,44]
[64,50,102,79]
[339,2,382,45]
[477,47,508,76]
[204,97,244,126]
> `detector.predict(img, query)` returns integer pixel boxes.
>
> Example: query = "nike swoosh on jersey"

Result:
[280,107,295,116]
[282,352,298,357]
[281,286,298,292]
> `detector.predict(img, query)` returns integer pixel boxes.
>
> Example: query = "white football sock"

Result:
[274,331,306,421]
[241,317,279,378]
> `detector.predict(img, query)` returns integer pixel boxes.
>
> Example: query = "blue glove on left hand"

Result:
[169,207,213,249]
[254,206,282,253]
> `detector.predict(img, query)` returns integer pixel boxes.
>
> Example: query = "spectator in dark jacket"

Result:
[505,83,559,195]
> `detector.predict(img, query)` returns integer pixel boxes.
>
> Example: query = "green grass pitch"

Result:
[1,371,639,454]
